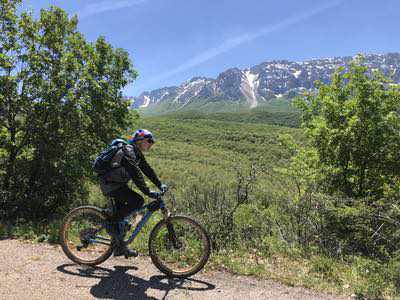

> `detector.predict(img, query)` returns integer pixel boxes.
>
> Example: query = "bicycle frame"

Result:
[124,205,155,244]
[113,197,169,245]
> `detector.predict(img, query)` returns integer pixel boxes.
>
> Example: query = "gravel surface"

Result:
[0,239,350,300]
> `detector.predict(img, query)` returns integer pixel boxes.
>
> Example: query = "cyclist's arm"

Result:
[120,156,152,196]
[138,155,162,189]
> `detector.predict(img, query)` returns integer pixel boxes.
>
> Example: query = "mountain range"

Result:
[131,53,400,111]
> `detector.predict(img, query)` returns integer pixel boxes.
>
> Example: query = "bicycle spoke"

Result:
[60,207,113,265]
[149,216,210,277]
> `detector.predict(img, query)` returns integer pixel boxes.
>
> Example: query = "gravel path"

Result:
[0,239,349,300]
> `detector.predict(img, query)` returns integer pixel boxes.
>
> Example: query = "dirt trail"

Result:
[0,239,349,300]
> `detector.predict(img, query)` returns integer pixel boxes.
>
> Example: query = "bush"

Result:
[233,203,271,248]
[177,165,258,250]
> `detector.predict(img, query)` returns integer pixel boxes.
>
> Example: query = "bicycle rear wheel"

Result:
[60,206,113,266]
[149,215,211,278]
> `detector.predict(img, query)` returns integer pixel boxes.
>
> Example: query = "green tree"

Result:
[0,0,137,221]
[290,58,400,257]
[296,58,400,199]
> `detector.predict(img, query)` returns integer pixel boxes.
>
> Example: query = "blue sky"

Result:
[22,0,399,96]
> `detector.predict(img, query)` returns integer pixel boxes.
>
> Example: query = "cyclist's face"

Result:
[138,138,154,152]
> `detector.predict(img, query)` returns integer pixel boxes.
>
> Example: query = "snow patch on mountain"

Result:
[140,95,151,108]
[241,70,259,108]
[293,70,302,78]
[173,89,186,103]
[188,78,206,86]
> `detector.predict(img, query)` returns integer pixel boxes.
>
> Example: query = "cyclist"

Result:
[99,129,167,257]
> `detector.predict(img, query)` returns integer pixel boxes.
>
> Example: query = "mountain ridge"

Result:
[131,53,400,110]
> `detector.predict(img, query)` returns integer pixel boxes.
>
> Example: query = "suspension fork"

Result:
[162,207,181,249]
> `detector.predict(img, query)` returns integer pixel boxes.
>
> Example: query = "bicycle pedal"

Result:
[124,249,138,259]
[76,244,85,251]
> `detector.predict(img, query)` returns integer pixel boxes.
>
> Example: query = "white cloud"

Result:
[146,0,345,86]
[78,0,147,19]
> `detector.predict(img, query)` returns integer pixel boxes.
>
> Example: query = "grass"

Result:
[210,250,398,299]
[139,98,301,127]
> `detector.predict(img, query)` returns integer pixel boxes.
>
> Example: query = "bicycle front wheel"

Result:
[60,206,113,266]
[149,215,211,278]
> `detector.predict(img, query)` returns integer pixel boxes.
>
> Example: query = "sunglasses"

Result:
[146,138,155,144]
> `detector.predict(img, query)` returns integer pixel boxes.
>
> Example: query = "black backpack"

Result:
[93,139,128,175]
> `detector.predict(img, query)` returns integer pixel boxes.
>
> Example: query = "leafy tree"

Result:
[290,58,400,257]
[296,59,400,199]
[0,0,137,220]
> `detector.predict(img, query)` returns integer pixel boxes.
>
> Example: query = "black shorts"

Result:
[108,185,144,221]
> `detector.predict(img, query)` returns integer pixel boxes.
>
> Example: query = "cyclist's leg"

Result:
[107,186,139,218]
[107,185,142,257]
[111,186,144,220]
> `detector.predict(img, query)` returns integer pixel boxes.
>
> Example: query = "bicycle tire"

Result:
[148,215,211,278]
[59,206,113,266]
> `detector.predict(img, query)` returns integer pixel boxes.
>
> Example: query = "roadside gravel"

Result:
[0,239,350,300]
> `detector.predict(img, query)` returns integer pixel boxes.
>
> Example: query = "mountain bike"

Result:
[59,191,211,278]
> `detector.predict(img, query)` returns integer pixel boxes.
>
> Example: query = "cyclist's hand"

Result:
[160,183,168,194]
[149,191,161,199]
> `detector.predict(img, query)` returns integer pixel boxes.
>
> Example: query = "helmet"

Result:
[128,129,155,144]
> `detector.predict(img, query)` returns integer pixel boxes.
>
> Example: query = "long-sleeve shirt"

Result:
[99,144,161,195]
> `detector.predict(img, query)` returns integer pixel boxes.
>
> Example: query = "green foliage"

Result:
[352,257,391,299]
[0,217,61,243]
[2,96,399,296]
[177,166,257,251]
[141,98,301,127]
[132,115,303,252]
[0,1,136,221]
[233,203,271,247]
[282,58,400,258]
[309,256,336,280]
[138,116,302,169]
[295,59,400,198]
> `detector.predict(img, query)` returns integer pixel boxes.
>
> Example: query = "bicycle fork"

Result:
[162,207,182,249]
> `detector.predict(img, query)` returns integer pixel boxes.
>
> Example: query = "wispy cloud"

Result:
[78,0,147,19]
[143,0,345,89]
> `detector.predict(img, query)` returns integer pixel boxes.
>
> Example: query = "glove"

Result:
[160,183,168,193]
[148,191,161,199]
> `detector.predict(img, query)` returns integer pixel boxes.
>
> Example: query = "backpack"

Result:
[93,139,128,175]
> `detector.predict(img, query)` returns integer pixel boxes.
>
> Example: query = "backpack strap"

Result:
[109,143,126,168]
